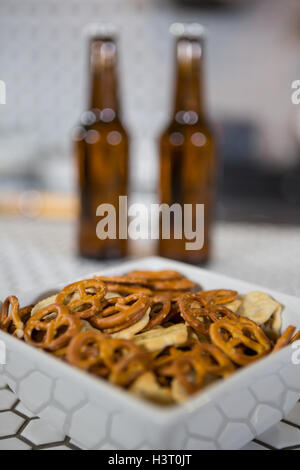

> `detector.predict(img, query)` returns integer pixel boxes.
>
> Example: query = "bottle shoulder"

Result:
[72,117,129,141]
[79,119,127,131]
[160,118,214,139]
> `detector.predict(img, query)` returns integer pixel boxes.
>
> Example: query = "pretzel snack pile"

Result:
[0,269,298,405]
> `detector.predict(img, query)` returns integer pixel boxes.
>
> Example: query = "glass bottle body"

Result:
[159,116,216,264]
[159,33,217,264]
[75,116,128,260]
[74,35,129,260]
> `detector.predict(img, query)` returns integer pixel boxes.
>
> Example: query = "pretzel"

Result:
[104,312,147,335]
[56,279,106,319]
[111,308,150,339]
[127,270,183,281]
[105,284,152,296]
[95,272,195,295]
[178,293,238,336]
[153,346,184,371]
[198,290,238,306]
[24,304,81,351]
[0,296,32,338]
[126,270,198,293]
[290,330,300,344]
[143,295,171,331]
[155,341,234,390]
[148,279,195,292]
[15,305,34,337]
[89,293,150,332]
[100,338,150,386]
[273,325,296,352]
[193,343,235,377]
[66,330,109,376]
[134,323,189,353]
[53,347,68,360]
[163,301,182,324]
[94,275,146,285]
[210,318,271,366]
[159,353,206,395]
[130,372,174,404]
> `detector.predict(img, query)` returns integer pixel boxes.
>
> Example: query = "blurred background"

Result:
[0,0,299,295]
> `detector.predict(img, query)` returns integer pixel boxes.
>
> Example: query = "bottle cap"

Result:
[83,23,117,39]
[170,22,206,39]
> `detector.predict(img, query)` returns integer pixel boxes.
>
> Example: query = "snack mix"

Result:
[0,270,298,405]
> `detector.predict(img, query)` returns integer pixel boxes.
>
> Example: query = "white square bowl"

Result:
[1,256,300,450]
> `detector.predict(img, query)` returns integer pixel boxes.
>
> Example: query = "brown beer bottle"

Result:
[159,23,217,265]
[74,25,129,260]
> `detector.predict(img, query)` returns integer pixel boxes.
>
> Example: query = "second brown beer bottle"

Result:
[74,25,129,260]
[159,23,217,265]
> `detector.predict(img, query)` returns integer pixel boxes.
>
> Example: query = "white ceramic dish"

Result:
[1,256,300,450]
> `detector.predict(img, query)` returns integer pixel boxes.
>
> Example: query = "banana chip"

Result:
[31,295,57,317]
[171,378,188,403]
[238,291,282,334]
[134,323,188,353]
[225,299,242,313]
[105,292,120,299]
[80,320,100,333]
[261,303,283,339]
[130,372,174,405]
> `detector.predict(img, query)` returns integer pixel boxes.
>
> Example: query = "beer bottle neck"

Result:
[173,38,205,120]
[89,38,120,115]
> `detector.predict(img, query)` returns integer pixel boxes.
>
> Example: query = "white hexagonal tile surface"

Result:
[0,438,31,450]
[0,389,17,410]
[186,437,217,450]
[0,412,24,437]
[21,419,65,446]
[69,403,109,449]
[257,422,300,449]
[41,445,71,450]
[39,405,67,431]
[5,352,34,380]
[280,365,300,390]
[97,442,119,450]
[241,441,269,451]
[110,412,148,449]
[15,401,35,418]
[54,378,86,410]
[250,404,282,435]
[283,391,300,417]
[187,403,224,438]
[0,376,7,388]
[218,422,254,450]
[18,371,52,413]
[286,402,300,426]
[219,389,256,419]
[251,375,285,406]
